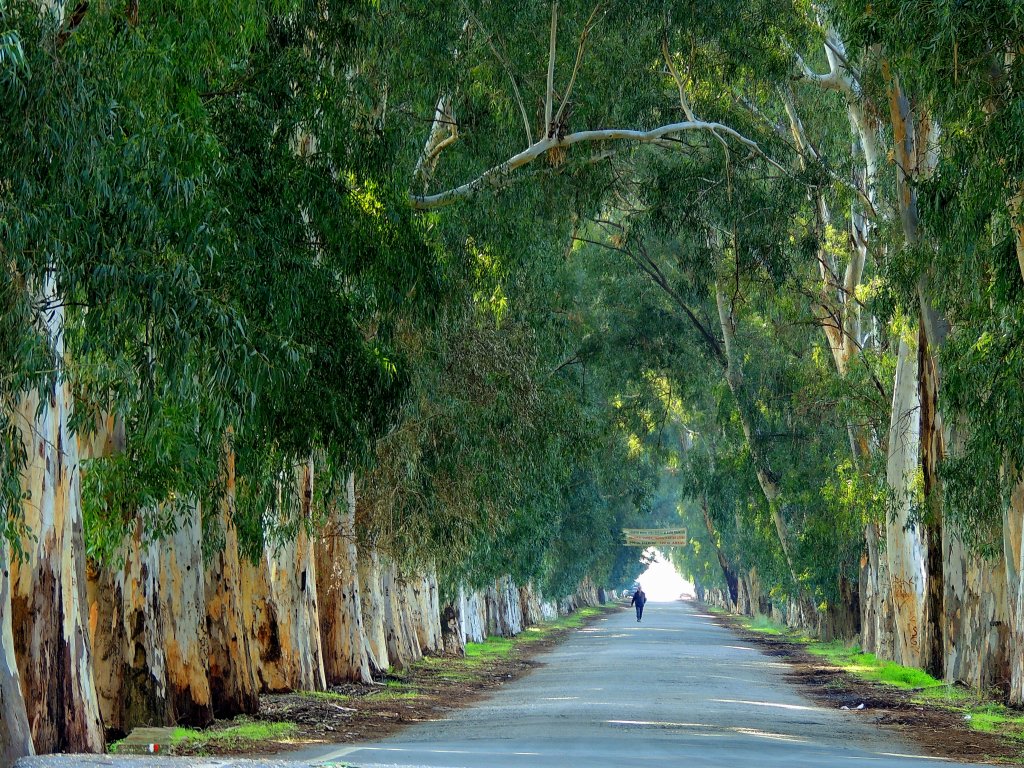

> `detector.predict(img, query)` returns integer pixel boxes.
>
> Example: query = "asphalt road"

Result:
[296,600,986,768]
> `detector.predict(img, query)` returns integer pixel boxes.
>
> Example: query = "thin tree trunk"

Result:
[918,325,946,679]
[702,496,738,609]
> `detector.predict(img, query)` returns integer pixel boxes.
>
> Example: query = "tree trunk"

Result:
[518,583,545,627]
[85,559,126,737]
[158,505,212,725]
[944,532,1009,689]
[120,523,176,730]
[1004,478,1024,703]
[10,285,105,753]
[205,446,260,718]
[860,521,895,659]
[441,601,465,656]
[502,577,524,635]
[272,519,326,691]
[918,325,946,679]
[460,587,487,643]
[0,543,33,765]
[358,546,388,674]
[240,546,284,692]
[316,472,372,684]
[382,560,420,668]
[885,336,927,667]
[702,497,738,609]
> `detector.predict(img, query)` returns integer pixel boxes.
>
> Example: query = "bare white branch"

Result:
[414,95,458,186]
[411,119,786,209]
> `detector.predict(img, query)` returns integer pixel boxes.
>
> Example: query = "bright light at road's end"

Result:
[636,548,695,602]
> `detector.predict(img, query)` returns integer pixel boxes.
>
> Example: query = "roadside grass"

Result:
[110,720,298,755]
[366,680,419,701]
[727,612,1017,740]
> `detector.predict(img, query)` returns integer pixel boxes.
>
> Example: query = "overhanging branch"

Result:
[411,120,785,209]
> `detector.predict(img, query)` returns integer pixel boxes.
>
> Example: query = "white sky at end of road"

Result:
[636,547,695,602]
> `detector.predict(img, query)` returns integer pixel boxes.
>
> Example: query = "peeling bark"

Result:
[382,560,420,668]
[944,532,1008,689]
[885,337,927,667]
[240,546,283,692]
[440,601,465,656]
[459,586,487,644]
[272,519,326,691]
[0,543,33,764]
[358,546,388,674]
[159,506,212,725]
[1005,478,1024,703]
[10,283,104,753]
[205,447,260,718]
[316,472,372,684]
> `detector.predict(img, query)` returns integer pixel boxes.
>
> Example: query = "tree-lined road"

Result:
[297,601,980,768]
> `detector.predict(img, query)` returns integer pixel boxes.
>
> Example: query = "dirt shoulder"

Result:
[131,604,623,757]
[708,609,1022,765]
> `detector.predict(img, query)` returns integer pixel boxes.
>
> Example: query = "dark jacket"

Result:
[631,589,646,607]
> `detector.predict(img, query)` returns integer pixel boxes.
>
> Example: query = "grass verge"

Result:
[110,720,298,756]
[729,613,1024,744]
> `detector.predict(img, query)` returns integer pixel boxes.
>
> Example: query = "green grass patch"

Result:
[109,720,300,755]
[464,635,517,662]
[746,615,793,636]
[366,690,419,701]
[806,642,946,690]
[966,704,1024,741]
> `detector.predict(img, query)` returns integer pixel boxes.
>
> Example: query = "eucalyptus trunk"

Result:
[10,281,104,753]
[205,447,260,717]
[1004,479,1024,703]
[358,546,389,673]
[441,600,466,656]
[0,543,33,765]
[459,586,487,644]
[272,520,326,691]
[382,563,422,667]
[240,546,284,692]
[943,533,1009,689]
[316,471,372,684]
[885,336,927,667]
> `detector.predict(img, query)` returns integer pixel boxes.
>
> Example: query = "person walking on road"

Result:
[631,586,647,622]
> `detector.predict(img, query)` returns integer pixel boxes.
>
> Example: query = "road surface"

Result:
[294,600,985,768]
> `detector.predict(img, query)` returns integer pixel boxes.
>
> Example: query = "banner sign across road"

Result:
[621,527,688,547]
